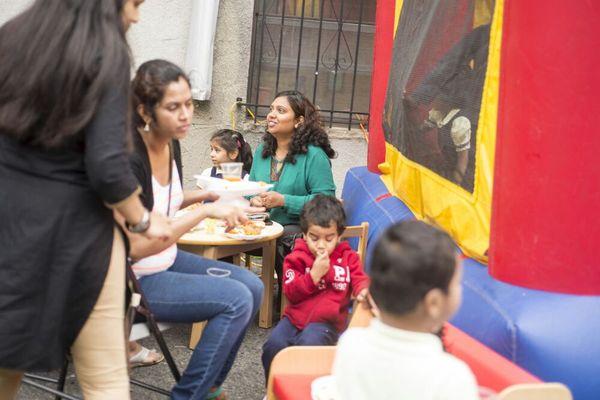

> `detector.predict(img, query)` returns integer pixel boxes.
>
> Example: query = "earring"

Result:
[144,122,150,132]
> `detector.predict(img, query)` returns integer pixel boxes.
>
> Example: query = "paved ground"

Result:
[17,319,273,400]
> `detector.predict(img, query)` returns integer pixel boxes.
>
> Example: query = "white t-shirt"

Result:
[132,162,183,277]
[332,319,479,400]
[200,167,215,177]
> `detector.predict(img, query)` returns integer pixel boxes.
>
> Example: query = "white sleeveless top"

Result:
[132,161,183,277]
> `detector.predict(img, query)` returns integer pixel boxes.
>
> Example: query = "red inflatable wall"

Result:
[366,0,394,172]
[489,1,600,295]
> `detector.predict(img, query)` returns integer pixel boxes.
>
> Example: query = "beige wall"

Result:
[0,0,367,194]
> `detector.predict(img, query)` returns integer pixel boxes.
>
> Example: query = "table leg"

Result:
[232,253,242,266]
[189,321,207,349]
[259,239,276,328]
[203,246,218,260]
[188,246,215,349]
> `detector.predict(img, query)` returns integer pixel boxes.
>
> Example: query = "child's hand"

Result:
[310,250,330,285]
[355,288,369,304]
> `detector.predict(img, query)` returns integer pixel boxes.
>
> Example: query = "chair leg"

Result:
[189,321,207,349]
[126,259,181,386]
[20,377,81,400]
[21,357,75,400]
[147,316,181,382]
[55,358,69,400]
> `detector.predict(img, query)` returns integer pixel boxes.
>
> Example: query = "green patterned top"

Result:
[249,143,336,226]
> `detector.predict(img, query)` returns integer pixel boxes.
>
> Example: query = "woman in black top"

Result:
[0,1,170,398]
[124,59,264,400]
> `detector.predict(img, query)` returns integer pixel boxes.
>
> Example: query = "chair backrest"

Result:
[348,301,374,328]
[267,346,337,400]
[498,383,573,400]
[340,222,369,264]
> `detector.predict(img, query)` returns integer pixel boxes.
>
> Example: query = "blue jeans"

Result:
[261,317,338,382]
[139,250,263,400]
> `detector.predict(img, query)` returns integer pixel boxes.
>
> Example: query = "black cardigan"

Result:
[0,72,140,370]
[130,130,184,211]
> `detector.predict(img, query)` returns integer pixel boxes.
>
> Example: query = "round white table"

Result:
[178,222,284,348]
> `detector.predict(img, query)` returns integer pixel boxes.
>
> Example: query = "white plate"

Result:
[194,176,273,198]
[223,232,264,241]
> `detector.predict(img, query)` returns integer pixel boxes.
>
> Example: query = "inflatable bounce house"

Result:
[341,0,600,398]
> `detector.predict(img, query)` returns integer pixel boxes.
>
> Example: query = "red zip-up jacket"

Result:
[282,238,370,332]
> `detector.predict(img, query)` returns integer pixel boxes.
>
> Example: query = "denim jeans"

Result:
[261,317,338,382]
[139,249,263,400]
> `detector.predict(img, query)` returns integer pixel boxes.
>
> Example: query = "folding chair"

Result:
[125,262,180,396]
[280,222,369,315]
[21,261,181,398]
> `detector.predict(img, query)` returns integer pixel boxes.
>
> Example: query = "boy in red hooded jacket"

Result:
[262,195,370,381]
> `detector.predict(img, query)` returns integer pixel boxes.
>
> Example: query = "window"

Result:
[246,0,376,129]
[383,0,494,192]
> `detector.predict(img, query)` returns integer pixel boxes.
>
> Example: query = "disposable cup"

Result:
[220,162,243,182]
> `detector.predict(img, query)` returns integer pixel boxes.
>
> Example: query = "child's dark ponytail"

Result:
[210,129,253,174]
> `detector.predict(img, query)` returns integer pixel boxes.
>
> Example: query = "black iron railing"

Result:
[246,0,375,130]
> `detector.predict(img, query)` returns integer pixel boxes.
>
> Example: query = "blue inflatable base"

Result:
[342,167,600,399]
[341,167,414,272]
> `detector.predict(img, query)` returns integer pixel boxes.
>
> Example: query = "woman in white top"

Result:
[124,59,263,400]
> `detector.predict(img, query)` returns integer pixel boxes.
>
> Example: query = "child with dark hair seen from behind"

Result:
[331,220,478,400]
[262,195,369,381]
[200,129,253,180]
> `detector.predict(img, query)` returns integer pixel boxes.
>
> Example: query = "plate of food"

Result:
[224,220,267,240]
[194,176,273,199]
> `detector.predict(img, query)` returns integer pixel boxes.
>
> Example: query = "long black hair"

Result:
[210,129,253,174]
[131,59,191,128]
[262,90,336,164]
[0,0,130,148]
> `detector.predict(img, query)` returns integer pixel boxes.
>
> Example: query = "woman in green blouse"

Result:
[249,90,336,302]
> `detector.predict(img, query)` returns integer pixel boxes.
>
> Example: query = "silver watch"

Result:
[127,209,151,233]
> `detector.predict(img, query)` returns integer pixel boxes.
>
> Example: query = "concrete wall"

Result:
[0,0,367,194]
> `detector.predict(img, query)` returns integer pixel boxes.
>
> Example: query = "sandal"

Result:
[206,386,227,400]
[129,346,164,368]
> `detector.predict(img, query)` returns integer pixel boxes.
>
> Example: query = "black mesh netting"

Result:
[383,0,493,192]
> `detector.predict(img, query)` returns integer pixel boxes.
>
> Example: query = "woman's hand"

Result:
[259,191,285,209]
[183,189,219,208]
[201,203,249,228]
[143,211,172,240]
[250,196,264,207]
[195,190,219,203]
